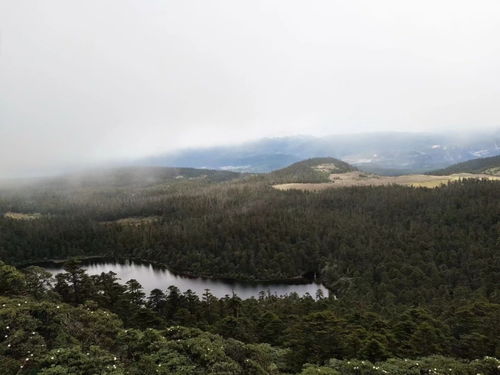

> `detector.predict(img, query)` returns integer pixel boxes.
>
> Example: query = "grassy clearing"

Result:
[3,212,42,220]
[273,172,500,191]
[101,216,161,226]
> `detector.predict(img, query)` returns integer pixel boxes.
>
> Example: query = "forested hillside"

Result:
[429,155,500,176]
[267,157,357,183]
[0,164,499,373]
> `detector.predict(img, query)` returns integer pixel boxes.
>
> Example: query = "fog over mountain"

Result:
[1,1,500,177]
[139,130,500,175]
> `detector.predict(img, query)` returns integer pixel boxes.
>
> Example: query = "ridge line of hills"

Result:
[427,154,500,176]
[2,154,499,191]
[138,131,500,174]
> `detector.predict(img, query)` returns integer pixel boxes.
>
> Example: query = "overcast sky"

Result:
[1,1,499,176]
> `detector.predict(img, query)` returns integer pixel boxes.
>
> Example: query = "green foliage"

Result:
[0,264,499,374]
[0,296,285,375]
[23,266,55,300]
[359,335,390,362]
[284,311,346,370]
[37,346,125,375]
[299,364,340,375]
[325,356,500,375]
[0,261,25,295]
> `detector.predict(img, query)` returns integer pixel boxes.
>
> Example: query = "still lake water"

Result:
[44,259,329,299]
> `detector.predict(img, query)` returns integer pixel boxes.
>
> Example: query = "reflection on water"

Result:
[44,259,329,299]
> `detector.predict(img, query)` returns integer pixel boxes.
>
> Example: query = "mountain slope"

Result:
[429,155,500,176]
[138,131,500,174]
[270,157,500,192]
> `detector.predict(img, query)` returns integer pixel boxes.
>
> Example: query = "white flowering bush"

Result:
[323,356,500,375]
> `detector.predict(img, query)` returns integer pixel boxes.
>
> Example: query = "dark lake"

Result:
[43,259,329,299]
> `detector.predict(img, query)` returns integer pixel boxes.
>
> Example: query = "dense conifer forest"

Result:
[1,260,499,374]
[0,164,499,373]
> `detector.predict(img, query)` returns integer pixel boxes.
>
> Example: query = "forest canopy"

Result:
[0,162,499,373]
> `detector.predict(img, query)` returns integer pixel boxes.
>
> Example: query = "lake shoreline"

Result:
[18,255,324,286]
[31,257,330,299]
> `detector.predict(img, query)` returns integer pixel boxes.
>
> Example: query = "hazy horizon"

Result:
[1,1,500,177]
[0,128,498,179]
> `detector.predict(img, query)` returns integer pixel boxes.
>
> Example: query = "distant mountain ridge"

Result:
[429,155,500,176]
[139,131,500,175]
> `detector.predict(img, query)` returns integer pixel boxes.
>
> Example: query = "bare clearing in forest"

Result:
[273,172,500,191]
[101,216,161,226]
[3,212,42,220]
[312,163,340,173]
